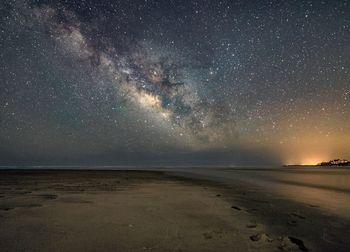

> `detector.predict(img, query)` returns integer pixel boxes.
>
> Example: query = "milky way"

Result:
[0,0,349,165]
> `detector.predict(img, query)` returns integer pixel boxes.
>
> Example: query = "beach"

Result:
[0,169,349,251]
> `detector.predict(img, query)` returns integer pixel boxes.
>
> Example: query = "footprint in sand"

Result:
[291,213,306,219]
[250,233,273,242]
[246,221,257,229]
[287,220,298,226]
[246,208,259,213]
[278,236,309,252]
[203,232,213,240]
[307,204,320,208]
[203,230,227,240]
[231,205,242,211]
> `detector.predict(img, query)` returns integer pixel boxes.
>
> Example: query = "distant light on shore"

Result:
[300,158,324,166]
[285,156,327,166]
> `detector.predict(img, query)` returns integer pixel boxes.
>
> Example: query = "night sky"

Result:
[0,0,349,166]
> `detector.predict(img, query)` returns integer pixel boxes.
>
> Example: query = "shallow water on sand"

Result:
[170,166,350,218]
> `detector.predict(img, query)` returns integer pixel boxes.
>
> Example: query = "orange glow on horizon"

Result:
[285,156,328,166]
[300,158,323,165]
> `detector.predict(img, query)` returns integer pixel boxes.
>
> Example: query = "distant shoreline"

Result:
[284,164,350,168]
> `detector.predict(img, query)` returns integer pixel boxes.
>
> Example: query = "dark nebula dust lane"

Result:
[0,0,349,165]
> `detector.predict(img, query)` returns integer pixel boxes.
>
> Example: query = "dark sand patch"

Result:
[0,206,15,211]
[57,196,94,204]
[36,194,58,200]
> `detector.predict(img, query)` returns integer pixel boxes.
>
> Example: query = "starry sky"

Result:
[0,0,349,166]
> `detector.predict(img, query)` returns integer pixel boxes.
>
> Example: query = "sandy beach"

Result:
[0,170,349,252]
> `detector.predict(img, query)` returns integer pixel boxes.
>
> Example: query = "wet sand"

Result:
[0,170,349,252]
